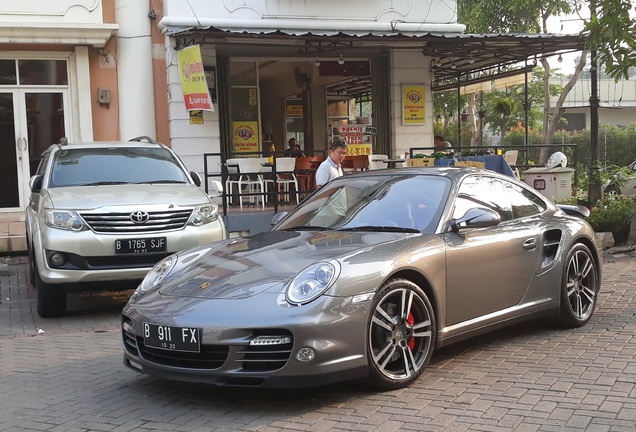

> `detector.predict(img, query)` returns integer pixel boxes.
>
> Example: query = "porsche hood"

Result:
[157,230,411,300]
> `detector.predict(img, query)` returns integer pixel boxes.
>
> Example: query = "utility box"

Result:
[524,167,575,202]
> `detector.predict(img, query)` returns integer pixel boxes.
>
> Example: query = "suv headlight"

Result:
[188,204,219,226]
[44,210,87,231]
[285,261,340,305]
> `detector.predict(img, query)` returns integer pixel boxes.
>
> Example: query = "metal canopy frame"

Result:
[171,28,584,86]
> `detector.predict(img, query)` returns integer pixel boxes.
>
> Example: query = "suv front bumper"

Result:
[34,220,225,284]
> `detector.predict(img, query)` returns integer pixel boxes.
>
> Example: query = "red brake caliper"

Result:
[407,313,415,350]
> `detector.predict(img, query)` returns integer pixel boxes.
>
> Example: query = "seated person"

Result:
[434,135,453,152]
[283,138,305,157]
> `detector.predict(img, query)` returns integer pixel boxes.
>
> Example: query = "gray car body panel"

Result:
[122,167,602,388]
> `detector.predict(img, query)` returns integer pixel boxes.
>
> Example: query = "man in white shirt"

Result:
[315,141,347,188]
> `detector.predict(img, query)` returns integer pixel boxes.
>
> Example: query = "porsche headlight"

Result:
[286,261,340,305]
[134,256,176,297]
[188,204,219,226]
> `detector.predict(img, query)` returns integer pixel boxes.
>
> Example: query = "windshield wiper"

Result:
[282,225,329,231]
[83,181,129,186]
[338,226,420,233]
[135,180,187,184]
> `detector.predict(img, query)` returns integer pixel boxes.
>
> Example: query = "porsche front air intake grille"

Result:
[135,337,229,369]
[238,332,294,372]
[80,209,192,233]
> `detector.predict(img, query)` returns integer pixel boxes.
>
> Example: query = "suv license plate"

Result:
[115,237,166,254]
[143,323,201,352]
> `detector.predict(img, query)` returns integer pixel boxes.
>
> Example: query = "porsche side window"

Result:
[453,176,513,221]
[504,181,547,218]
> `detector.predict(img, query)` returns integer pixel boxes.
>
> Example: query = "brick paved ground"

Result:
[1,251,635,432]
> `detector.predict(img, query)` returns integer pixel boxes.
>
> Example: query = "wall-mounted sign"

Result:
[402,84,425,125]
[286,100,303,118]
[232,121,259,153]
[189,110,203,124]
[177,45,214,111]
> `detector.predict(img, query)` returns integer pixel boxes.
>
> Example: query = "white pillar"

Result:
[115,0,156,140]
[391,49,432,158]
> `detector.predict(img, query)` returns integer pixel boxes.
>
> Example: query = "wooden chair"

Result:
[350,155,369,171]
[295,157,314,192]
[341,158,354,174]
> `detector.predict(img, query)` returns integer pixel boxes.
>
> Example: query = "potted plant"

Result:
[586,194,635,245]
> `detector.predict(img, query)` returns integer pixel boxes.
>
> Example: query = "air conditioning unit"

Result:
[524,167,575,202]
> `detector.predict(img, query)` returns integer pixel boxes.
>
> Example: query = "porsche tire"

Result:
[367,278,436,390]
[557,243,599,328]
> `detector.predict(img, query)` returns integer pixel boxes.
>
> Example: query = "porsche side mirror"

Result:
[449,207,501,232]
[270,212,289,226]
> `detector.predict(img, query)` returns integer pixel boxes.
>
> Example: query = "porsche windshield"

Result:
[276,174,451,234]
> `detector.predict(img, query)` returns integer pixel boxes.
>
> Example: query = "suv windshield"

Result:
[49,147,189,187]
[275,174,451,233]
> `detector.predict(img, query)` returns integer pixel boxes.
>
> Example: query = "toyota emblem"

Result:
[130,210,150,224]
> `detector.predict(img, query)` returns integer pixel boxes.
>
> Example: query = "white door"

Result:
[0,89,68,210]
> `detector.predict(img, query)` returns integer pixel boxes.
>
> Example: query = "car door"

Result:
[621,161,636,196]
[444,175,541,326]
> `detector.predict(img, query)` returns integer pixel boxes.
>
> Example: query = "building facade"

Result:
[1,0,582,232]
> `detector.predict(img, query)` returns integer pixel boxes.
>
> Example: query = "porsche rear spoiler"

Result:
[556,204,590,219]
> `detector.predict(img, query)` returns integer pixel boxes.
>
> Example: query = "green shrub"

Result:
[586,194,634,244]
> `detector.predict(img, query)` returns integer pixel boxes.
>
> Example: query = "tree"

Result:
[458,0,636,205]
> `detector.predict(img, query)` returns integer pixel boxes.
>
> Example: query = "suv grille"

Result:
[81,209,192,233]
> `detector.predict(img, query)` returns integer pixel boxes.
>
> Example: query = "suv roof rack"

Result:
[58,137,69,146]
[129,136,157,144]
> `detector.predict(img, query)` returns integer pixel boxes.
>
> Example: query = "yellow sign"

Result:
[347,144,372,156]
[177,45,214,111]
[232,121,259,153]
[286,103,303,118]
[402,84,425,125]
[189,110,203,124]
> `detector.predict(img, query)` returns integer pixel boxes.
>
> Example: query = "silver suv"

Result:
[26,137,226,317]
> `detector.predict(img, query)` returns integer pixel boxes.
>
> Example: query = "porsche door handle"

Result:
[522,238,537,251]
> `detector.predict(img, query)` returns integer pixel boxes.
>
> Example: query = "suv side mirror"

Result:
[29,175,43,193]
[190,171,202,187]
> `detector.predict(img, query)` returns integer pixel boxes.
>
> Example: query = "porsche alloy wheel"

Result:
[367,278,435,389]
[559,243,599,328]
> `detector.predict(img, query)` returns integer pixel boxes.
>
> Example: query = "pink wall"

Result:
[92,0,169,145]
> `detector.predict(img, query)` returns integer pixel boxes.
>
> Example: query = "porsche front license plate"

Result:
[143,323,201,352]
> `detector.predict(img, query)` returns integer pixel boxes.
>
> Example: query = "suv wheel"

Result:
[35,261,67,318]
[27,240,35,288]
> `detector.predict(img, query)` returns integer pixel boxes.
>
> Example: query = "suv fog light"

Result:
[49,252,66,267]
[296,347,315,362]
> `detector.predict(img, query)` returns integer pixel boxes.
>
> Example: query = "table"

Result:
[434,155,515,177]
[381,159,406,169]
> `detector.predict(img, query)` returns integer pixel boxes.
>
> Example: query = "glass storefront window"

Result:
[18,60,68,85]
[0,60,17,85]
[229,62,257,86]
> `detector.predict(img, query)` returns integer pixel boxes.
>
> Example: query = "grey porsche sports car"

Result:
[122,167,602,390]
